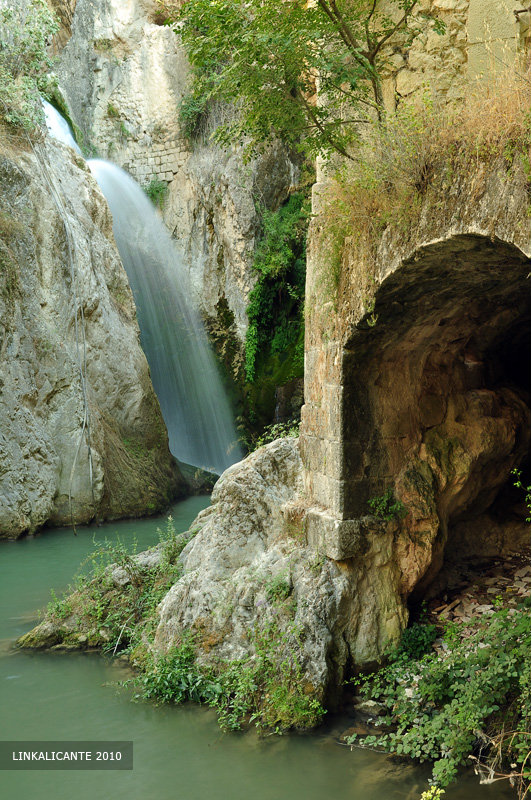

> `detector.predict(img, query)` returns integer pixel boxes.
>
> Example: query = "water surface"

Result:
[0,501,513,800]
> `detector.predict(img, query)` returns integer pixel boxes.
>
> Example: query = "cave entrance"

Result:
[342,234,531,603]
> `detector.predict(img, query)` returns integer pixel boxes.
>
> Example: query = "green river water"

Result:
[0,496,514,800]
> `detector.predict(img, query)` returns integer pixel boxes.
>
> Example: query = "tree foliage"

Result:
[0,0,59,131]
[245,192,308,382]
[169,0,443,159]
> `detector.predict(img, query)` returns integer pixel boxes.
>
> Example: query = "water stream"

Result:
[44,101,240,473]
[87,160,241,474]
[43,99,82,156]
[0,504,513,800]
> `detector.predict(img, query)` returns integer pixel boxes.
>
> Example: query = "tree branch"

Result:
[296,88,355,160]
[371,0,418,60]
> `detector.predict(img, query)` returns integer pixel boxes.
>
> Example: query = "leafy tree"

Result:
[0,0,59,131]
[166,0,443,159]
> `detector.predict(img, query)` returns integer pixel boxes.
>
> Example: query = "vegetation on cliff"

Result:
[0,0,58,131]
[316,73,531,308]
[240,191,309,440]
[167,0,443,160]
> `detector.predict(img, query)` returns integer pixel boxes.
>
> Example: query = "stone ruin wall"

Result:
[380,0,523,108]
[301,0,531,657]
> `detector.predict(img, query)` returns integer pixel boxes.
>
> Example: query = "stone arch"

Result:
[344,234,531,597]
[304,232,531,612]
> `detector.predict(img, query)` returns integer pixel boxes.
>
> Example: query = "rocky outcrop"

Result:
[153,437,359,703]
[0,133,186,538]
[51,0,297,344]
[18,437,404,703]
[155,438,406,684]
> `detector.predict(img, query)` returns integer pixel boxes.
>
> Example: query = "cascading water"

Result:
[88,160,241,473]
[43,99,82,155]
[43,101,241,474]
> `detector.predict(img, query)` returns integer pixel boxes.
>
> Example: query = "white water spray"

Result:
[43,99,82,155]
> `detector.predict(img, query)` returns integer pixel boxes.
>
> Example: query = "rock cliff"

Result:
[0,132,186,538]
[50,0,296,345]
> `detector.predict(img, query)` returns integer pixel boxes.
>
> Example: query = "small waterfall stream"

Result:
[88,160,241,474]
[44,102,241,474]
[43,99,82,155]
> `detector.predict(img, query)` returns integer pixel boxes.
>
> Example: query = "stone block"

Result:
[305,471,345,514]
[300,434,342,479]
[408,49,434,71]
[306,508,392,561]
[467,0,515,45]
[396,68,426,96]
[342,478,375,518]
[432,0,468,10]
[467,38,518,82]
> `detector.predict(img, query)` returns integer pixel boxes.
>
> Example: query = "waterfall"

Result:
[43,99,82,155]
[88,161,241,474]
[43,102,241,474]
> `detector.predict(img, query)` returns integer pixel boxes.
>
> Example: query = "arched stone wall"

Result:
[302,166,531,657]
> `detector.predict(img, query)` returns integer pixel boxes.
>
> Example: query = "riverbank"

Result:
[2,496,508,800]
[344,549,531,798]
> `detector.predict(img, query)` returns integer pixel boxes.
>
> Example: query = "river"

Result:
[0,497,513,800]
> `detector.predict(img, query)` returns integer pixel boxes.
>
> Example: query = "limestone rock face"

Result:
[52,0,296,344]
[0,135,186,538]
[154,438,405,703]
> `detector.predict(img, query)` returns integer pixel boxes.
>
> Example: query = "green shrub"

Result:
[0,0,59,131]
[367,488,407,521]
[156,514,196,566]
[396,621,437,662]
[265,571,291,604]
[253,420,300,450]
[245,193,309,383]
[45,535,184,655]
[179,91,209,139]
[144,178,168,209]
[348,603,531,792]
[130,618,325,733]
[512,467,531,521]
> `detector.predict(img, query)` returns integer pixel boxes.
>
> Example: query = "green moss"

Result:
[402,459,437,518]
[0,218,21,324]
[424,431,465,481]
[122,437,150,460]
[143,178,168,210]
[43,89,84,151]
